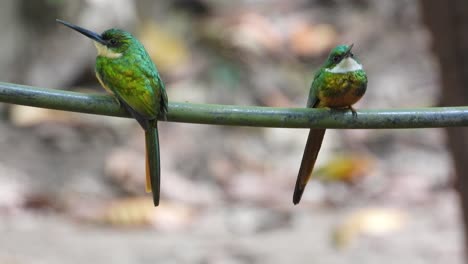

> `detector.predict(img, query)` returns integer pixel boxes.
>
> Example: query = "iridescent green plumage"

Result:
[57,20,168,206]
[94,29,167,123]
[293,44,367,205]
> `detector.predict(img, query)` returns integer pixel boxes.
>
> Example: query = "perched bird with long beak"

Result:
[293,44,367,205]
[57,19,168,206]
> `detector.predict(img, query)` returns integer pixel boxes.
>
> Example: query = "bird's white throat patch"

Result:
[327,57,362,73]
[94,42,122,59]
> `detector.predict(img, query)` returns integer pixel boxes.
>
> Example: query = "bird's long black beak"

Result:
[344,43,354,57]
[56,19,106,45]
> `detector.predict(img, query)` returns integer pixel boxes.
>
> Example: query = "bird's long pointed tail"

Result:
[293,129,326,205]
[145,122,161,206]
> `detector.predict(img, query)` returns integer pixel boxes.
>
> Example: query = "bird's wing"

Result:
[96,60,160,120]
[153,74,168,117]
[306,69,323,108]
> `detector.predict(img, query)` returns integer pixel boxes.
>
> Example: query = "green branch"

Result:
[0,81,467,129]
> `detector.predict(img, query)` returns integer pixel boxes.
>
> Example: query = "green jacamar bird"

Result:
[57,19,168,206]
[293,44,367,205]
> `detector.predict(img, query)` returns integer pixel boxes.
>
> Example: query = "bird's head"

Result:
[56,19,135,59]
[324,44,362,73]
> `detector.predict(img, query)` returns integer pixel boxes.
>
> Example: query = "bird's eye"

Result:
[109,39,118,46]
[350,53,354,58]
[333,55,341,63]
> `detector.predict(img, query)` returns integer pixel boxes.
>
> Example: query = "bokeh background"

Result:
[0,0,465,263]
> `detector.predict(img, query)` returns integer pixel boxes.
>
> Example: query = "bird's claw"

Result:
[348,106,357,118]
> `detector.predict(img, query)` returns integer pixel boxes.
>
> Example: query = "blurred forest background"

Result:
[0,0,465,263]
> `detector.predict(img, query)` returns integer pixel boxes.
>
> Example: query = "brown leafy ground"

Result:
[0,0,463,263]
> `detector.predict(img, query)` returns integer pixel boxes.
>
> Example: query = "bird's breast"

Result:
[317,71,367,108]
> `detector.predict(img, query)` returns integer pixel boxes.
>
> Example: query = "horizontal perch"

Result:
[0,81,468,129]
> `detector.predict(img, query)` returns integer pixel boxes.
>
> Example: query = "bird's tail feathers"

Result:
[145,121,160,206]
[293,129,326,205]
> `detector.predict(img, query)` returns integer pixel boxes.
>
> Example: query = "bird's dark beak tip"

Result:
[345,43,354,56]
[56,19,71,27]
[55,19,106,45]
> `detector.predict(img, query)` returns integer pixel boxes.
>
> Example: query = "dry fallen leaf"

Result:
[333,208,407,249]
[228,12,283,55]
[288,23,338,58]
[198,11,283,58]
[138,21,190,72]
[105,147,146,194]
[9,105,80,126]
[314,154,375,183]
[98,197,196,230]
